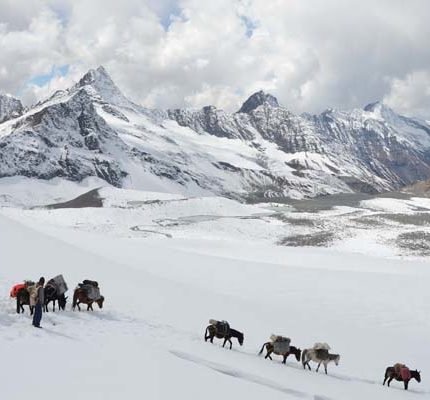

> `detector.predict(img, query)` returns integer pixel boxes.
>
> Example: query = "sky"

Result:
[0,0,429,118]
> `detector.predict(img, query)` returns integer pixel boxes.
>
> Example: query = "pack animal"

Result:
[301,348,340,374]
[204,322,244,349]
[383,364,421,390]
[16,287,33,315]
[44,284,67,312]
[72,288,104,311]
[259,342,302,364]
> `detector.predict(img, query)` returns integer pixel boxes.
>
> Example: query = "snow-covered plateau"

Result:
[0,177,429,400]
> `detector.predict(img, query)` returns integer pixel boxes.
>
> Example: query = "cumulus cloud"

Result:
[0,0,429,117]
[384,70,430,119]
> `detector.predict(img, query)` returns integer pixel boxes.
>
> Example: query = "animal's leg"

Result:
[229,339,232,350]
[383,374,388,385]
[282,354,287,364]
[316,362,321,372]
[222,338,227,348]
[387,377,393,387]
[77,302,81,311]
[210,336,214,344]
[404,380,408,390]
[265,349,273,360]
[303,360,311,371]
[324,362,328,374]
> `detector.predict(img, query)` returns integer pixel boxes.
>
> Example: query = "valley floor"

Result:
[0,178,429,399]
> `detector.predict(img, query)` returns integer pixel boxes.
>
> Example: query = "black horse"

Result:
[16,287,33,315]
[259,343,302,364]
[383,365,421,390]
[204,324,244,349]
[43,284,67,312]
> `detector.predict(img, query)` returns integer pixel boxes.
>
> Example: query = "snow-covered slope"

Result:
[1,66,430,199]
[0,93,23,122]
[1,186,429,400]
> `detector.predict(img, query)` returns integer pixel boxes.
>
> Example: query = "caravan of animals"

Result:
[10,278,421,391]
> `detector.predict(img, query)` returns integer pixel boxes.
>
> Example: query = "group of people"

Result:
[11,275,104,327]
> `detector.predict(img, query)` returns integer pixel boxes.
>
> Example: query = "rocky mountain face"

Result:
[0,94,23,123]
[1,66,430,199]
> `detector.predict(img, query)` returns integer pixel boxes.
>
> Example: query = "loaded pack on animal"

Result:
[302,343,340,374]
[11,280,35,314]
[259,334,302,364]
[44,275,68,312]
[383,363,421,390]
[72,280,104,311]
[204,319,244,349]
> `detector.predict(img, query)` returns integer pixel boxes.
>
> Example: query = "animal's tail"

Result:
[301,349,308,364]
[72,289,78,310]
[204,326,209,339]
[258,342,270,355]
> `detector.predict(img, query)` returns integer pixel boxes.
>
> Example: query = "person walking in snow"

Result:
[32,277,45,328]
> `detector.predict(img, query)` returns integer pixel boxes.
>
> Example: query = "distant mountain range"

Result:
[1,66,430,199]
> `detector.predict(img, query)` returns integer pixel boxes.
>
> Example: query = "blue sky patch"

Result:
[240,15,258,38]
[28,65,70,87]
[159,2,183,30]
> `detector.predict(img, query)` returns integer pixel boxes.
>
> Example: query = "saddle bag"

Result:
[83,279,99,288]
[270,335,291,354]
[10,283,26,298]
[49,275,68,295]
[82,284,101,300]
[315,348,329,360]
[209,319,230,336]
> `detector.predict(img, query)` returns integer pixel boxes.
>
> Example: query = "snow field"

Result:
[1,181,430,399]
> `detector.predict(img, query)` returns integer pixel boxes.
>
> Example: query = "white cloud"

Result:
[0,0,429,118]
[384,70,430,119]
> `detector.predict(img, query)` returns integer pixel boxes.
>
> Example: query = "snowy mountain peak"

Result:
[363,101,397,119]
[238,90,280,113]
[77,66,113,88]
[0,92,24,122]
[74,66,130,107]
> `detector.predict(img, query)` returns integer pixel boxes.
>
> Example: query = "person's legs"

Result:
[32,303,42,327]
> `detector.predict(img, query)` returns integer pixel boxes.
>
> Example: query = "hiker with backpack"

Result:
[31,277,45,328]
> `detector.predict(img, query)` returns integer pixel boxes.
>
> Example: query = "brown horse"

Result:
[16,287,34,315]
[259,342,302,364]
[383,365,421,390]
[204,324,244,349]
[72,288,104,311]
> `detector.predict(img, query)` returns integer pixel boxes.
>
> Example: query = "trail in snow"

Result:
[171,350,328,399]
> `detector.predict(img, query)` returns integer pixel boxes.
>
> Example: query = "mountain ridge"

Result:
[1,66,430,200]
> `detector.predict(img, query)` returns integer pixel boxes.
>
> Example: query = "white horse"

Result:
[302,348,340,374]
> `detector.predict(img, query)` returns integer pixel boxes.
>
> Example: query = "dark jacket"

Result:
[36,285,44,305]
